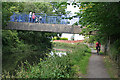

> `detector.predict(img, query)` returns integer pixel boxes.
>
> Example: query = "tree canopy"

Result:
[76,2,120,62]
[2,2,68,73]
[2,2,68,64]
[2,2,68,53]
[77,2,120,43]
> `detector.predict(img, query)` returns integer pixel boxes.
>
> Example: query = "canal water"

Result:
[49,51,67,57]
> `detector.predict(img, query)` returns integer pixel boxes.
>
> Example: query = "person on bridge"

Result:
[29,12,32,22]
[39,16,42,23]
[96,41,101,55]
[32,12,36,23]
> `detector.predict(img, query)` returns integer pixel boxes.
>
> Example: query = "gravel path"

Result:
[86,49,110,78]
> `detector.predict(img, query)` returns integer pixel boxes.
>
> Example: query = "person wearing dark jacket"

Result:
[96,41,101,55]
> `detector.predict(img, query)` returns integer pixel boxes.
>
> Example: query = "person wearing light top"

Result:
[29,12,32,22]
[39,16,42,23]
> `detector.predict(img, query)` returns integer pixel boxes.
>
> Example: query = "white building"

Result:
[61,1,84,40]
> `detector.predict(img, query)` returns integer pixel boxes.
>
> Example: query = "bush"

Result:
[52,37,68,40]
[60,37,68,40]
[2,30,53,74]
[2,43,91,78]
[3,54,72,78]
[108,40,120,62]
[52,37,58,40]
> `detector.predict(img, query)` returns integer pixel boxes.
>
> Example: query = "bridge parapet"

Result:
[10,13,70,24]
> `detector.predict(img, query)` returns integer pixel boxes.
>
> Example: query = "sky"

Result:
[61,1,85,40]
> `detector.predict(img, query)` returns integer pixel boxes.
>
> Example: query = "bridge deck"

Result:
[5,22,82,34]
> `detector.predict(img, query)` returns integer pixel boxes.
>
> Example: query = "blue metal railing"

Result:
[10,13,70,24]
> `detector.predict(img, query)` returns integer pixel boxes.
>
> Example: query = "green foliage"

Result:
[88,36,94,43]
[60,37,68,40]
[78,2,120,38]
[2,2,69,77]
[104,56,118,78]
[83,38,89,43]
[75,2,120,62]
[2,30,21,54]
[52,37,60,40]
[22,2,53,14]
[2,43,91,78]
[53,42,75,50]
[52,37,68,40]
[2,30,55,73]
[2,2,24,27]
[2,2,61,74]
[53,42,91,76]
[17,31,53,50]
[21,2,67,15]
[4,55,71,78]
[50,2,67,15]
[108,40,120,61]
[68,43,90,65]
[2,2,93,78]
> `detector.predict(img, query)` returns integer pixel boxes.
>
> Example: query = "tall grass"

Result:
[53,42,79,50]
[2,43,91,78]
[104,56,118,78]
[2,44,49,74]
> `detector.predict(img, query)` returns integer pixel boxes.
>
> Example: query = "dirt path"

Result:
[86,49,110,78]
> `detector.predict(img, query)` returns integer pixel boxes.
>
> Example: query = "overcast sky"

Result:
[61,1,84,40]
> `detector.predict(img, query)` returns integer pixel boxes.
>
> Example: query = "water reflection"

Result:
[49,51,67,57]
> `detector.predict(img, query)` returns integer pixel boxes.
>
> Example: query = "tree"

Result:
[50,2,67,15]
[78,2,120,39]
[2,2,68,55]
[2,2,60,52]
[76,2,120,62]
[2,2,66,73]
[22,2,54,14]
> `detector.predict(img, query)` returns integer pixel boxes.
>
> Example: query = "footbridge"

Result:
[5,22,81,34]
[4,13,95,34]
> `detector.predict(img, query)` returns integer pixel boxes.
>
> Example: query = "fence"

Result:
[10,13,70,24]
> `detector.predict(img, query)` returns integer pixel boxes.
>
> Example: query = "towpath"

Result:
[86,48,110,78]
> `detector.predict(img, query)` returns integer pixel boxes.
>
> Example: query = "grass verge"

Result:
[52,42,76,51]
[104,56,118,78]
[71,52,91,78]
[2,42,91,78]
